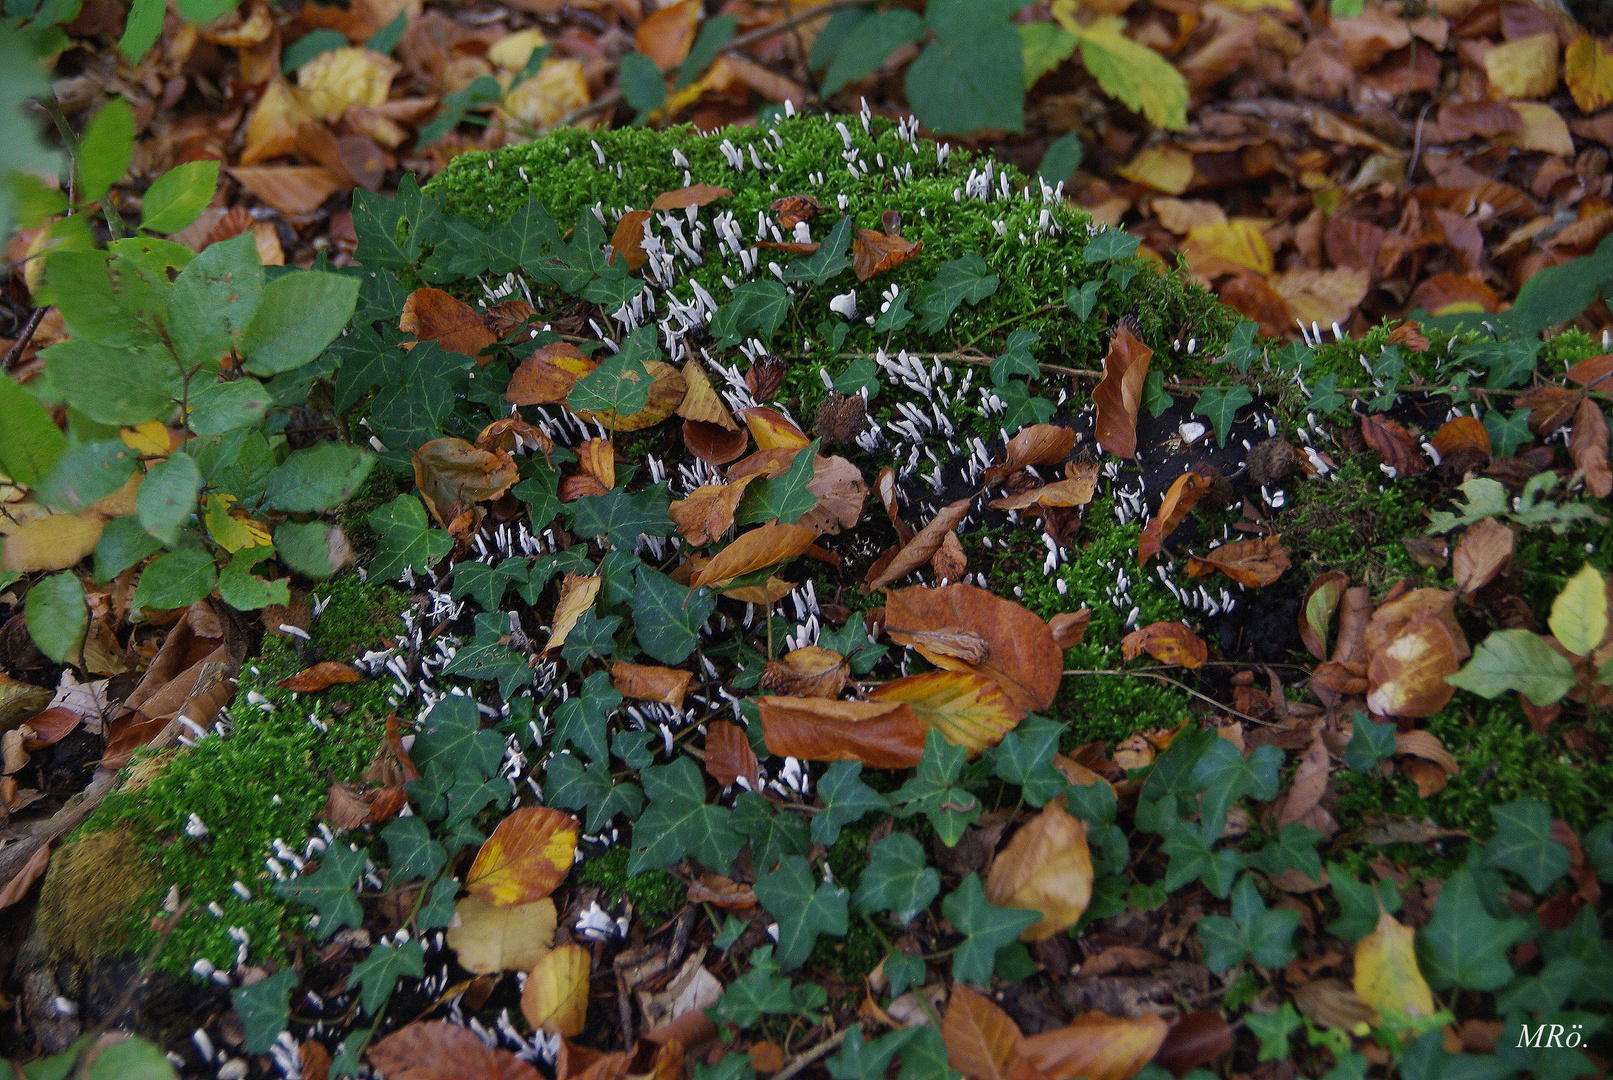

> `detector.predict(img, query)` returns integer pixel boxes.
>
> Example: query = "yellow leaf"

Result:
[297,47,399,121]
[867,670,1025,755]
[1548,562,1608,657]
[1497,101,1576,156]
[1116,146,1195,195]
[1182,219,1274,276]
[488,28,549,72]
[1566,32,1613,112]
[445,895,556,974]
[521,943,590,1036]
[120,421,173,457]
[1353,908,1434,1022]
[690,523,818,590]
[544,573,600,655]
[1484,32,1559,100]
[0,509,106,572]
[984,802,1093,941]
[742,405,811,452]
[465,806,578,906]
[1070,19,1189,131]
[203,493,271,553]
[501,59,591,130]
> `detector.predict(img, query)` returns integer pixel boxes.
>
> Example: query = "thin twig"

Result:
[3,307,47,372]
[773,1027,850,1080]
[1063,667,1279,727]
[546,0,871,131]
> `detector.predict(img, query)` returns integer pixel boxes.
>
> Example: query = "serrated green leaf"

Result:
[1194,385,1254,447]
[167,233,262,371]
[1021,21,1079,88]
[95,514,164,582]
[1190,737,1281,841]
[131,546,217,612]
[753,854,849,970]
[367,495,451,581]
[853,832,938,925]
[943,872,1040,986]
[352,174,442,274]
[351,939,424,1015]
[77,97,136,205]
[1487,798,1570,895]
[822,8,926,96]
[273,842,367,940]
[1446,629,1577,707]
[1072,21,1187,130]
[1417,864,1531,990]
[25,571,86,664]
[632,566,716,664]
[812,760,888,846]
[231,967,298,1054]
[42,338,174,426]
[1161,816,1244,898]
[783,216,854,287]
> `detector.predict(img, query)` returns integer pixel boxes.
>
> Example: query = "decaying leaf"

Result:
[574,360,687,433]
[1366,610,1466,718]
[942,984,1024,1080]
[691,523,818,589]
[1360,413,1427,477]
[466,806,579,906]
[678,359,740,430]
[413,438,519,532]
[611,661,692,710]
[650,183,733,211]
[801,455,867,536]
[984,801,1093,940]
[1299,571,1350,660]
[446,896,557,974]
[1570,398,1612,498]
[703,720,761,790]
[853,228,923,282]
[400,288,499,363]
[1452,517,1513,594]
[759,695,928,769]
[985,424,1077,487]
[546,574,601,655]
[1093,325,1152,460]
[864,497,973,593]
[669,476,758,546]
[1137,472,1212,565]
[741,406,811,452]
[1120,621,1208,668]
[987,470,1098,513]
[1017,1011,1169,1080]
[1354,909,1434,1021]
[885,584,1063,712]
[610,210,653,271]
[369,1021,541,1080]
[507,343,598,406]
[869,670,1025,756]
[1048,609,1091,650]
[522,943,591,1037]
[278,661,363,693]
[1186,535,1291,587]
[759,645,848,699]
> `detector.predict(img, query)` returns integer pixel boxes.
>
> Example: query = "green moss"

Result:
[58,579,408,974]
[1539,328,1604,373]
[576,846,684,922]
[1277,457,1438,591]
[337,466,411,563]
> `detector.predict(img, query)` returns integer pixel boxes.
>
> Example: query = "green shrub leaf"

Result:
[1446,628,1577,707]
[131,547,217,612]
[264,442,375,513]
[136,451,201,546]
[822,8,925,97]
[25,571,86,663]
[241,270,360,376]
[139,160,219,234]
[77,97,135,205]
[1073,22,1188,131]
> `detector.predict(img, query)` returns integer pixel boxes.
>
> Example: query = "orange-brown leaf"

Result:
[759,645,849,699]
[863,496,973,592]
[852,228,923,282]
[546,574,601,655]
[521,943,591,1036]
[635,0,700,67]
[741,406,811,451]
[1017,1012,1169,1080]
[691,523,818,589]
[506,343,597,406]
[1360,413,1427,476]
[771,193,824,228]
[1452,517,1513,594]
[576,438,616,490]
[758,696,928,769]
[868,670,1025,756]
[677,359,740,430]
[943,984,1025,1080]
[683,420,750,466]
[987,471,1098,512]
[466,807,579,907]
[1119,621,1208,668]
[885,584,1063,712]
[1048,609,1091,650]
[1093,325,1152,459]
[984,801,1093,941]
[1570,398,1613,498]
[278,661,363,692]
[1430,415,1491,459]
[611,661,692,710]
[651,184,733,212]
[669,476,757,546]
[413,438,519,530]
[704,719,760,789]
[368,1021,542,1080]
[1366,611,1465,719]
[610,210,652,271]
[400,287,499,363]
[1137,471,1212,565]
[1186,535,1291,587]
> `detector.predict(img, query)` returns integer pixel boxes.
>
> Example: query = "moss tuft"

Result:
[577,846,685,922]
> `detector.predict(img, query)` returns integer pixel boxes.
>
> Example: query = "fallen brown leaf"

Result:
[1093,325,1152,460]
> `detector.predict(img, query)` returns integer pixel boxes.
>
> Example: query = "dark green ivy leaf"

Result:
[273,843,367,940]
[1160,816,1244,898]
[942,873,1040,986]
[710,945,823,1026]
[544,752,644,832]
[351,939,425,1015]
[570,341,653,418]
[1082,228,1141,263]
[827,1026,924,1080]
[732,791,810,875]
[1343,711,1396,773]
[232,967,299,1054]
[753,854,849,971]
[783,216,854,287]
[915,254,999,334]
[632,566,716,664]
[811,760,888,846]
[735,440,821,527]
[367,494,451,581]
[566,485,675,550]
[381,816,446,884]
[630,756,741,875]
[1190,738,1282,842]
[1486,798,1571,895]
[1197,874,1300,972]
[553,669,621,764]
[1193,385,1254,447]
[853,832,939,925]
[1324,862,1401,944]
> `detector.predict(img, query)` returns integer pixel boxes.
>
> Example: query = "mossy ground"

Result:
[39,575,409,975]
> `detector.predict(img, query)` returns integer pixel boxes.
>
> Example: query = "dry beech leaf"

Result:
[446,896,557,974]
[1570,398,1613,498]
[885,584,1063,712]
[610,210,652,271]
[741,406,811,452]
[413,438,519,532]
[852,228,924,282]
[611,661,692,710]
[368,1020,542,1080]
[1138,472,1212,565]
[546,574,601,655]
[1363,588,1468,662]
[1567,353,1613,389]
[688,873,757,909]
[507,343,597,406]
[278,661,362,692]
[932,531,968,583]
[759,695,928,769]
[703,719,760,789]
[1018,1012,1169,1080]
[864,497,973,593]
[576,439,616,491]
[691,523,818,590]
[651,183,733,211]
[1186,535,1291,587]
[228,165,344,216]
[1152,1011,1233,1077]
[987,473,1098,513]
[1452,517,1513,594]
[1048,609,1091,650]
[1366,610,1465,718]
[1271,267,1369,329]
[1431,415,1491,459]
[1300,571,1350,661]
[984,801,1093,941]
[466,806,579,906]
[1093,325,1153,460]
[801,455,867,536]
[942,984,1024,1080]
[1278,735,1332,831]
[1354,908,1435,1021]
[678,359,739,430]
[868,670,1025,756]
[669,477,757,546]
[684,420,750,467]
[1120,621,1208,668]
[759,645,849,699]
[522,943,591,1036]
[984,424,1076,487]
[1360,413,1428,476]
[771,194,824,228]
[477,417,552,458]
[1293,978,1379,1036]
[1394,729,1459,778]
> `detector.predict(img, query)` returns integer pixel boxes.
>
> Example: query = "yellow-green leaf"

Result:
[1548,562,1608,657]
[1071,19,1188,131]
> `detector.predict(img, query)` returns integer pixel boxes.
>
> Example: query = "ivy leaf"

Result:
[811,760,888,846]
[1343,711,1397,773]
[1082,228,1142,264]
[408,694,505,783]
[1193,385,1255,447]
[942,873,1040,986]
[1307,373,1347,414]
[896,1027,962,1080]
[381,816,446,884]
[1486,799,1571,895]
[712,279,791,347]
[442,613,534,698]
[450,558,528,611]
[1325,862,1401,943]
[560,607,622,665]
[417,878,460,931]
[612,728,658,770]
[735,440,821,527]
[231,968,298,1054]
[552,669,621,764]
[1220,321,1260,373]
[544,753,644,833]
[1245,1003,1303,1062]
[711,946,821,1026]
[819,619,888,675]
[1160,816,1244,898]
[990,329,1041,388]
[892,730,980,847]
[827,1027,924,1080]
[915,254,999,333]
[1418,864,1531,990]
[988,714,1065,806]
[1190,738,1282,841]
[852,832,939,925]
[367,495,451,581]
[732,791,811,874]
[1484,408,1534,457]
[1065,778,1117,826]
[368,340,474,453]
[630,757,742,875]
[569,348,652,420]
[783,216,854,286]
[753,854,850,970]
[1066,279,1102,321]
[1197,874,1300,972]
[273,843,367,940]
[831,356,882,399]
[1252,822,1325,883]
[1446,629,1577,707]
[352,174,442,273]
[479,194,560,277]
[884,952,926,998]
[351,939,425,1015]
[566,485,675,550]
[632,566,717,664]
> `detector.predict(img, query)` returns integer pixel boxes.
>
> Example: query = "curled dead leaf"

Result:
[703,719,761,790]
[984,801,1093,941]
[759,695,928,769]
[1093,325,1152,460]
[1018,1012,1169,1080]
[885,584,1063,712]
[1047,609,1091,651]
[1452,517,1513,594]
[691,523,818,590]
[277,661,362,693]
[611,661,692,710]
[759,645,848,699]
[1119,621,1208,668]
[1360,413,1428,476]
[1186,535,1291,587]
[1138,472,1212,566]
[863,497,973,593]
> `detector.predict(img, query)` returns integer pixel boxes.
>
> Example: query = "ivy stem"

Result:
[1062,667,1279,727]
